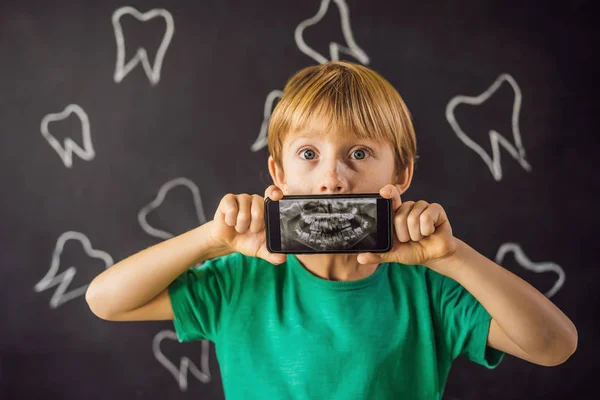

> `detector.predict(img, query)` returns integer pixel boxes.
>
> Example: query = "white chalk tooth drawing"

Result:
[40,104,95,168]
[138,177,207,240]
[34,231,113,308]
[295,0,370,65]
[495,242,565,299]
[250,89,283,152]
[112,6,174,85]
[153,330,211,391]
[445,74,532,181]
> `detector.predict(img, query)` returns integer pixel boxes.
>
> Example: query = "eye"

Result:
[298,146,372,161]
[351,148,372,160]
[299,148,317,160]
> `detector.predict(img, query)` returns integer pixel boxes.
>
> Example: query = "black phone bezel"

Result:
[264,193,392,254]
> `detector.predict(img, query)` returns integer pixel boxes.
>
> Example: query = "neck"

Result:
[295,253,380,281]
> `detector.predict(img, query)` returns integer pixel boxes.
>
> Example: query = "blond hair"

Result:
[267,61,417,178]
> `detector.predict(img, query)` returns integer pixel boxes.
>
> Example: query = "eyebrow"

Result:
[287,135,380,149]
[285,135,313,150]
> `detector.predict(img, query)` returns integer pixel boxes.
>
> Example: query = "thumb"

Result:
[258,245,287,265]
[357,252,384,265]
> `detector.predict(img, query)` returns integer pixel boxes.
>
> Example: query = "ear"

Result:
[268,155,286,190]
[395,157,414,196]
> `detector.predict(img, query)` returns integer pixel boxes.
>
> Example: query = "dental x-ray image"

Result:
[279,198,377,252]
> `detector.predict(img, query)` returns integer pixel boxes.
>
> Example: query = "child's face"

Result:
[269,119,407,196]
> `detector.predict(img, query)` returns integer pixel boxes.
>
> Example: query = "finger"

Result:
[264,185,284,201]
[217,194,239,227]
[249,195,264,233]
[420,203,442,237]
[406,200,430,241]
[379,184,402,212]
[234,194,253,233]
[394,201,415,242]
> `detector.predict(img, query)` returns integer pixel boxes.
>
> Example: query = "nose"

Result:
[319,159,348,194]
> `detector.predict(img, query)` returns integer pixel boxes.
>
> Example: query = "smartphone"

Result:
[264,193,392,254]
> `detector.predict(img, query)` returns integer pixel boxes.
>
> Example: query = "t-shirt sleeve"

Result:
[168,252,242,343]
[435,273,505,368]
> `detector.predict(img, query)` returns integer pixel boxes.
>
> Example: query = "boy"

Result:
[86,61,577,399]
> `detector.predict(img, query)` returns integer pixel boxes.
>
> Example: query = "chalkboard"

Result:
[1,1,596,399]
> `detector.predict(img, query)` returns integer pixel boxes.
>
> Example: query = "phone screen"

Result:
[265,194,392,254]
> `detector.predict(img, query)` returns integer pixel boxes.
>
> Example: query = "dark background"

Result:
[0,0,597,399]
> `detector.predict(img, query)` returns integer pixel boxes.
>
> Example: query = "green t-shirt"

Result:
[168,252,504,399]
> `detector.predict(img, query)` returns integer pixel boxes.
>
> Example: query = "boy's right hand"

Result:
[210,185,287,265]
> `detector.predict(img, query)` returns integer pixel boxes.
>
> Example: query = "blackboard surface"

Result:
[1,1,596,399]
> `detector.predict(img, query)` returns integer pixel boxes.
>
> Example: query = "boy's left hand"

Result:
[357,184,457,268]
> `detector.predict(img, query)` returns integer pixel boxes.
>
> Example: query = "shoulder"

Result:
[195,252,282,282]
[386,261,444,288]
[195,251,264,270]
[385,262,467,304]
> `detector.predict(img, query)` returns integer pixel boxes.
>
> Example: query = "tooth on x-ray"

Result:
[495,242,565,299]
[153,330,211,391]
[295,0,370,65]
[250,89,283,152]
[112,6,175,85]
[34,231,113,309]
[138,177,207,240]
[445,73,532,181]
[40,104,95,168]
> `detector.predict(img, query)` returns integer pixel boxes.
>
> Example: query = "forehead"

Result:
[284,121,379,150]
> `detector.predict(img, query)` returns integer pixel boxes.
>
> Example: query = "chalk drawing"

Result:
[153,330,211,391]
[295,0,370,64]
[495,242,565,298]
[112,7,174,85]
[446,74,532,181]
[34,231,113,308]
[40,104,94,168]
[250,89,283,152]
[253,1,369,152]
[138,177,207,240]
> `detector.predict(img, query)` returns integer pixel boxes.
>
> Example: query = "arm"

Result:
[85,220,232,321]
[426,238,578,367]
[360,185,578,367]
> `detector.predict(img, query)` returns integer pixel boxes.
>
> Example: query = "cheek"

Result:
[285,179,311,194]
[356,173,389,191]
